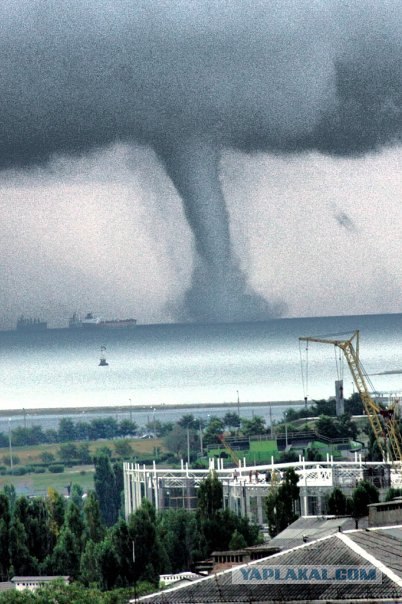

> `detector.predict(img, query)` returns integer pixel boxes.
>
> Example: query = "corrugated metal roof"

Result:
[138,526,402,603]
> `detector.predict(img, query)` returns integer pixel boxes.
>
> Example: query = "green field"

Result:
[0,464,95,496]
[0,437,166,496]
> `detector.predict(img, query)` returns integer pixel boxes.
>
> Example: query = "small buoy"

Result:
[99,345,109,366]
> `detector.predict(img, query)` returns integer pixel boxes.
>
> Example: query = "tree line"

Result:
[0,462,260,595]
[0,417,139,449]
[265,469,388,538]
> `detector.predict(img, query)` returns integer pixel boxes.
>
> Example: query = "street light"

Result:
[199,418,204,455]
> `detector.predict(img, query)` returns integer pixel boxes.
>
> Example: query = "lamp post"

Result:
[199,419,204,455]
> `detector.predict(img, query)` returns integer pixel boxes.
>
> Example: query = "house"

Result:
[368,497,402,527]
[11,576,70,592]
[137,526,402,603]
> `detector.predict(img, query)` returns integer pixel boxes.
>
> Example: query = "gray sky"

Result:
[0,1,401,327]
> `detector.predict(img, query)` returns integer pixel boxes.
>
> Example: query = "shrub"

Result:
[34,466,46,473]
[40,452,55,464]
[2,454,20,466]
[11,466,27,475]
[48,464,65,473]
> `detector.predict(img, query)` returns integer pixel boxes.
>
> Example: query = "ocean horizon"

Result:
[0,312,400,414]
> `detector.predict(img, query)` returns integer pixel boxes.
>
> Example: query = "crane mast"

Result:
[299,330,402,462]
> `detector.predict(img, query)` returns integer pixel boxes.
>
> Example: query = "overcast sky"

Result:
[0,1,401,328]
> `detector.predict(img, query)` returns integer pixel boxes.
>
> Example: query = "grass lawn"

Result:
[0,465,95,496]
[0,437,166,496]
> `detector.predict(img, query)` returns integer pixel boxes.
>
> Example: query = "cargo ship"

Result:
[16,316,48,331]
[69,312,137,329]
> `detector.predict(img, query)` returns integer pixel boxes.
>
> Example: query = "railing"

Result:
[210,430,350,448]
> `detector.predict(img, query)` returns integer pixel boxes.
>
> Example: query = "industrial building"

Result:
[123,456,401,524]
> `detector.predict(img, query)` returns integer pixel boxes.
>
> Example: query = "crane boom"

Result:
[299,330,402,462]
[218,434,240,466]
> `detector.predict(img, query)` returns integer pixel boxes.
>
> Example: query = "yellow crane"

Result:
[218,433,240,466]
[299,330,402,462]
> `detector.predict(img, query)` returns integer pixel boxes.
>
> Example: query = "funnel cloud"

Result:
[1,1,402,321]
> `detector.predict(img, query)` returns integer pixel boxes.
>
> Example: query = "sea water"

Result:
[0,314,400,418]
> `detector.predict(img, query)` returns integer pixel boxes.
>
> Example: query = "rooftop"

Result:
[138,526,402,603]
[268,515,368,551]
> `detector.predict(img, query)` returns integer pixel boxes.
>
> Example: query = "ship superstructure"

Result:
[68,312,136,329]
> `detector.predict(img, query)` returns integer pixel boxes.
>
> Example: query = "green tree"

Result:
[46,488,66,544]
[266,468,300,537]
[70,484,84,509]
[75,421,91,441]
[128,500,166,585]
[3,485,16,515]
[58,443,78,463]
[223,412,240,430]
[240,416,266,436]
[0,494,10,580]
[77,443,92,464]
[40,452,55,464]
[80,539,101,587]
[18,498,51,566]
[157,509,201,573]
[114,440,133,458]
[199,508,260,557]
[65,501,85,545]
[58,418,76,442]
[96,537,121,591]
[164,425,197,460]
[50,526,81,578]
[118,419,137,437]
[366,426,383,461]
[9,516,38,575]
[344,393,364,415]
[197,471,223,518]
[203,416,224,445]
[385,487,402,502]
[327,487,348,515]
[94,454,120,527]
[178,414,196,429]
[229,529,247,550]
[316,415,340,438]
[352,480,379,518]
[83,491,105,543]
[89,418,118,440]
[311,399,337,417]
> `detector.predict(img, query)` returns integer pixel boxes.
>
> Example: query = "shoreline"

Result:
[0,400,306,418]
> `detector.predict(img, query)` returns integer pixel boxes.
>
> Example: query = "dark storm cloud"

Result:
[1,0,402,321]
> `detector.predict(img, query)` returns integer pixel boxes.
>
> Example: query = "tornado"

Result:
[0,1,402,322]
[157,137,279,321]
